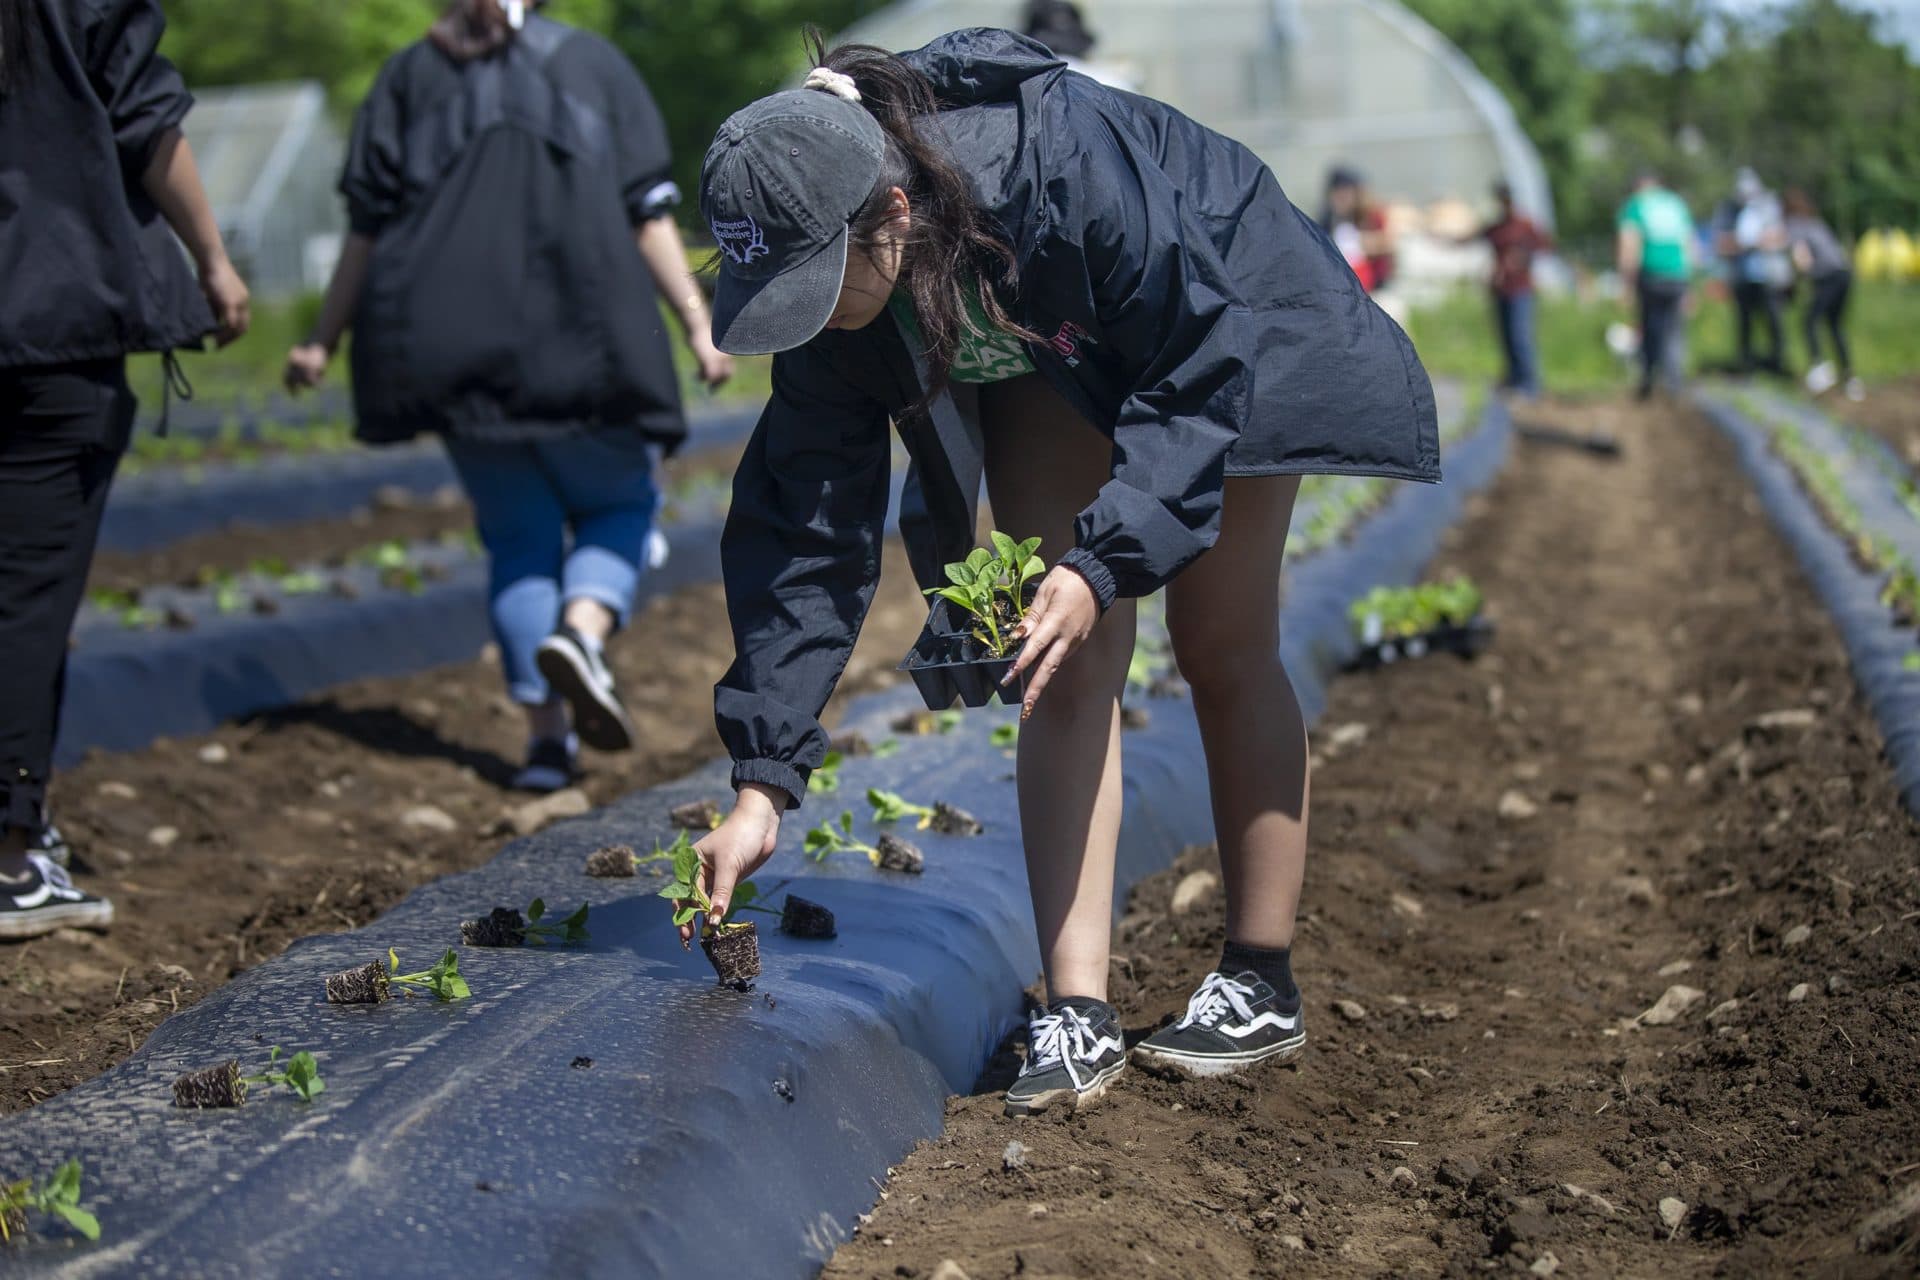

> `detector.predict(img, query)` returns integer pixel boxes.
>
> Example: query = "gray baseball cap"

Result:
[700,89,887,356]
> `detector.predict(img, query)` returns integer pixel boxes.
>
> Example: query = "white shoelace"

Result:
[1023,1007,1102,1089]
[1175,972,1260,1031]
[24,853,81,900]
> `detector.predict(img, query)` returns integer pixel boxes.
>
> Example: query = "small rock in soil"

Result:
[1705,998,1742,1024]
[1781,923,1812,948]
[1420,1002,1460,1022]
[506,787,591,836]
[1638,984,1705,1026]
[197,743,230,765]
[584,844,637,877]
[1332,998,1368,1023]
[1529,1252,1561,1276]
[929,802,984,836]
[1388,1166,1418,1191]
[1562,1183,1617,1215]
[1787,982,1811,1003]
[1120,705,1151,731]
[96,779,138,800]
[1657,959,1694,977]
[930,1261,972,1280]
[147,825,179,848]
[461,907,526,948]
[1617,874,1661,907]
[1170,870,1220,915]
[1495,1209,1552,1253]
[1435,1155,1480,1189]
[1406,1066,1437,1088]
[1856,1180,1920,1254]
[1749,707,1817,732]
[1497,790,1539,820]
[669,799,724,830]
[1002,1140,1029,1172]
[1277,1234,1306,1251]
[1827,974,1851,996]
[401,804,458,834]
[1660,1197,1690,1231]
[172,1060,244,1109]
[876,833,925,874]
[1390,892,1424,919]
[1327,721,1369,751]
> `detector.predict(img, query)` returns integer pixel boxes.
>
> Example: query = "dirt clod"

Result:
[171,1060,244,1109]
[1638,984,1705,1026]
[1436,1155,1481,1189]
[1001,1140,1028,1172]
[1660,1197,1690,1231]
[324,960,391,1005]
[1169,870,1220,915]
[401,804,457,834]
[584,845,637,878]
[1332,998,1368,1023]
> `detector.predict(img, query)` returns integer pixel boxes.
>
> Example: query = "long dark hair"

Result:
[0,0,32,95]
[804,28,1042,412]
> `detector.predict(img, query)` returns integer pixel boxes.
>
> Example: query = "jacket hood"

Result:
[900,28,1065,106]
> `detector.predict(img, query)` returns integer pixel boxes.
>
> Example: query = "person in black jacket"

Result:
[0,0,248,940]
[686,30,1437,1114]
[285,0,731,792]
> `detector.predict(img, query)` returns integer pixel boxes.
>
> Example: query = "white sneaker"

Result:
[1804,362,1838,395]
[1846,377,1866,402]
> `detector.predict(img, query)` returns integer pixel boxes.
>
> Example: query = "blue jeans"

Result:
[1493,291,1540,397]
[444,433,657,705]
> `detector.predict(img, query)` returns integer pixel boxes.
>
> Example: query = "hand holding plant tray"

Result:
[657,837,776,987]
[900,532,1045,710]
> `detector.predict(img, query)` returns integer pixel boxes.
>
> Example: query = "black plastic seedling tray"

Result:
[1346,615,1496,671]
[899,597,1025,710]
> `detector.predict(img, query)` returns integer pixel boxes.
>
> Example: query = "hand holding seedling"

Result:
[1003,564,1100,718]
[675,782,783,946]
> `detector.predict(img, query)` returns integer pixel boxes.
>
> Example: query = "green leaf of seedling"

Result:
[48,1202,99,1241]
[1016,536,1042,563]
[965,547,993,575]
[670,837,700,886]
[873,738,900,758]
[990,723,1019,749]
[928,585,981,617]
[935,710,962,734]
[267,1045,283,1064]
[672,903,700,927]
[283,1052,324,1101]
[527,898,546,924]
[45,1161,81,1206]
[1905,653,1920,672]
[989,530,1018,566]
[388,947,401,974]
[808,751,844,794]
[839,810,855,837]
[730,881,758,913]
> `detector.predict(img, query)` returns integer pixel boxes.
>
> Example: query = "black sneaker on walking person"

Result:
[510,736,579,794]
[31,821,71,869]
[1133,971,1305,1078]
[1003,999,1128,1116]
[0,853,113,940]
[535,625,634,752]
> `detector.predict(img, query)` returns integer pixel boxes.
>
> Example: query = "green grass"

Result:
[1406,280,1920,393]
[127,293,773,423]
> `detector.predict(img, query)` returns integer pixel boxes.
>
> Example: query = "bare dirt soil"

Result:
[823,398,1920,1279]
[1830,376,1920,477]
[2,540,928,1115]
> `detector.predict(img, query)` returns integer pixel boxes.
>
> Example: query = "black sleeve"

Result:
[1044,120,1251,609]
[601,53,679,223]
[714,343,893,809]
[340,56,408,236]
[79,0,193,177]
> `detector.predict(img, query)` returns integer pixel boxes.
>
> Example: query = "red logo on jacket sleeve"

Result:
[1047,320,1092,366]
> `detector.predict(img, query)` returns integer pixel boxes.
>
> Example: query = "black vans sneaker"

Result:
[31,822,71,869]
[535,625,634,752]
[0,853,114,940]
[1133,971,1305,1078]
[511,736,579,794]
[1004,1000,1128,1116]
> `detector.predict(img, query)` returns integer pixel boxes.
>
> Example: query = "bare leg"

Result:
[980,376,1136,1003]
[563,597,616,644]
[1166,475,1306,949]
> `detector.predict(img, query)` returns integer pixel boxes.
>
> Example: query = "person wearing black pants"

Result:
[1785,188,1861,401]
[0,0,249,939]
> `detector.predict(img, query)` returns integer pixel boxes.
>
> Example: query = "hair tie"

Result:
[804,67,862,103]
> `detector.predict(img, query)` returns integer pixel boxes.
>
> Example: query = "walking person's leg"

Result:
[1734,281,1760,373]
[443,438,575,788]
[1510,290,1542,398]
[980,374,1138,1114]
[1493,294,1518,391]
[0,361,128,939]
[1761,285,1788,373]
[533,433,659,753]
[1639,278,1675,399]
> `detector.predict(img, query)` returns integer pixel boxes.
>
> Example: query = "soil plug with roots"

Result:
[669,799,725,830]
[0,1161,98,1244]
[584,844,638,878]
[324,959,391,1005]
[461,900,589,947]
[657,836,776,988]
[327,948,471,1003]
[807,810,925,874]
[866,787,981,834]
[173,1047,325,1108]
[780,894,837,939]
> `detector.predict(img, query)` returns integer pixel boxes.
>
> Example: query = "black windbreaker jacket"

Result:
[0,0,213,369]
[717,29,1439,807]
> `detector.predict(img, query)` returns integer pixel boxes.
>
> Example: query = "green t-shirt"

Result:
[1617,188,1695,282]
[888,289,1035,383]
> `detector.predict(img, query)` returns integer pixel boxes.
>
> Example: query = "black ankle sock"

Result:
[1220,940,1299,1012]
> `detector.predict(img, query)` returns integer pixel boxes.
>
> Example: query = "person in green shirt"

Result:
[1616,173,1697,400]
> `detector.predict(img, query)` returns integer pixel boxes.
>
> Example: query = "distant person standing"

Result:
[1783,188,1862,401]
[0,0,249,938]
[1021,0,1137,89]
[284,0,731,793]
[1322,167,1393,293]
[1616,172,1696,400]
[1477,180,1553,399]
[1716,168,1792,375]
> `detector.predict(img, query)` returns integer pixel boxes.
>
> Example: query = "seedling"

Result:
[807,751,845,794]
[866,788,982,836]
[936,710,962,733]
[990,723,1019,749]
[460,899,590,947]
[924,531,1045,659]
[655,835,774,986]
[0,1160,98,1243]
[804,811,924,873]
[872,738,901,758]
[1348,577,1484,643]
[87,586,158,630]
[325,948,471,1003]
[172,1046,325,1108]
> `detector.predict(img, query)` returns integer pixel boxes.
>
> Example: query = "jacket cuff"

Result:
[1057,546,1118,614]
[732,758,806,811]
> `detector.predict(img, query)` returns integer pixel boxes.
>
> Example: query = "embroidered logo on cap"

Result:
[713,216,770,266]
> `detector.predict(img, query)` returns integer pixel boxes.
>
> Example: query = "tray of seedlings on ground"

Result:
[902,531,1045,710]
[0,1159,99,1246]
[656,837,777,987]
[172,1045,326,1109]
[324,947,472,1005]
[805,809,924,875]
[1344,576,1493,671]
[866,787,983,836]
[460,899,591,948]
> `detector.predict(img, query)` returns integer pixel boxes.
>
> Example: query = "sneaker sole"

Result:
[1004,1056,1128,1117]
[0,899,114,940]
[1132,1033,1307,1079]
[536,639,634,753]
